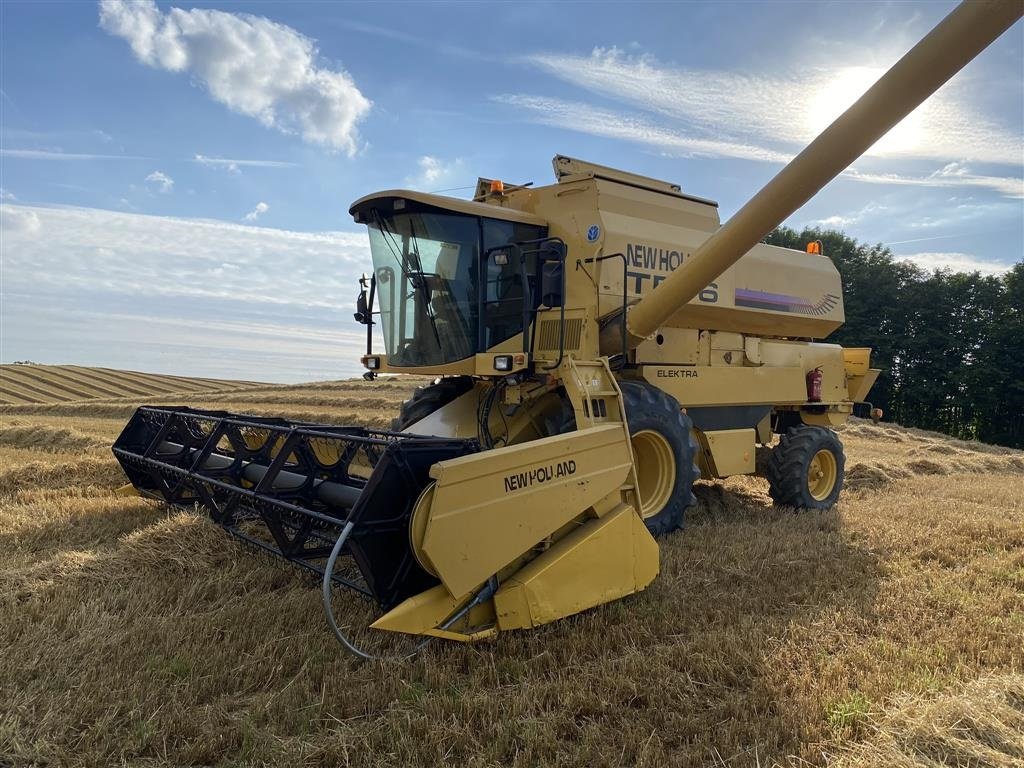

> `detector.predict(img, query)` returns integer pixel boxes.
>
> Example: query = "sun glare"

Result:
[805,66,927,154]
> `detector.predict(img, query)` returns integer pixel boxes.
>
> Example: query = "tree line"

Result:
[765,227,1023,449]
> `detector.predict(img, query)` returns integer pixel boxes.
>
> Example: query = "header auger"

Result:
[113,0,1023,658]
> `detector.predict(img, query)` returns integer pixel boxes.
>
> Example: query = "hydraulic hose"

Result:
[321,521,376,660]
[322,523,499,661]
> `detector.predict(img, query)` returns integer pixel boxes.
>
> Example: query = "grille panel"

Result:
[538,319,583,351]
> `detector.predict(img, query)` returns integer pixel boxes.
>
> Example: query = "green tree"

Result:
[763,227,1022,448]
[977,263,1024,446]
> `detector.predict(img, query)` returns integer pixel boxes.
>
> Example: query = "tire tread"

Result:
[766,425,845,509]
[617,381,701,537]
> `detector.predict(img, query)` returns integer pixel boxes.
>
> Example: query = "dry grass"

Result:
[833,674,1023,767]
[0,373,1021,767]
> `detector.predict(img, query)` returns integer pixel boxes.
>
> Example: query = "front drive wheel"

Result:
[766,425,845,509]
[619,381,700,537]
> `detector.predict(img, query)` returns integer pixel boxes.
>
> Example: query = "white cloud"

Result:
[200,156,239,174]
[494,92,1022,199]
[525,48,798,153]
[404,155,466,190]
[1,203,367,307]
[843,167,1023,199]
[192,154,296,173]
[0,203,374,380]
[806,202,888,230]
[934,162,968,178]
[99,0,371,154]
[493,94,791,164]
[887,233,968,246]
[0,188,15,201]
[894,252,1016,276]
[0,148,145,160]
[0,205,42,235]
[244,201,269,222]
[145,170,174,192]
[523,47,1023,165]
[416,156,446,185]
[813,215,855,229]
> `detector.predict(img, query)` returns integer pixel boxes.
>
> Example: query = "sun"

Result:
[805,66,927,155]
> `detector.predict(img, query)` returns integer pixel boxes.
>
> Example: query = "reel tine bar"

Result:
[113,406,478,609]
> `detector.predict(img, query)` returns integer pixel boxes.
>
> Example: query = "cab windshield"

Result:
[365,203,545,367]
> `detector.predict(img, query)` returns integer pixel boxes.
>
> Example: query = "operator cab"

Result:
[350,191,548,368]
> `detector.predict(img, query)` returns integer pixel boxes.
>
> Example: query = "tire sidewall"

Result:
[768,426,845,509]
[618,381,697,536]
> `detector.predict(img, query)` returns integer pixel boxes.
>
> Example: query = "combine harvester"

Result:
[113,1,1022,657]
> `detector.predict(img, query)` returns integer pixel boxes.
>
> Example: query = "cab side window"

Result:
[480,220,545,348]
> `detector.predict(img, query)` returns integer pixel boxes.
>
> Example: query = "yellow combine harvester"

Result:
[113,1,1022,657]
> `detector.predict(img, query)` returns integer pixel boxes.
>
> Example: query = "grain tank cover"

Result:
[533,159,845,339]
[591,179,844,338]
[552,154,718,207]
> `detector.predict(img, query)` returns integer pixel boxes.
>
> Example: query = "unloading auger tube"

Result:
[606,0,1023,353]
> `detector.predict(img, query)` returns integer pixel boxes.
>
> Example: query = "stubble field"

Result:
[1,365,1021,767]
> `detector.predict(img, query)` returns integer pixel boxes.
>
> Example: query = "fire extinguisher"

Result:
[806,367,823,402]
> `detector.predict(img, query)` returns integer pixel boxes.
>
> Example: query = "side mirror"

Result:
[354,291,370,324]
[354,273,374,325]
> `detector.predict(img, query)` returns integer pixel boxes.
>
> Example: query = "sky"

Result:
[1,0,1021,383]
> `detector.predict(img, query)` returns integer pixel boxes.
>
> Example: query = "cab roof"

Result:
[349,189,547,227]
